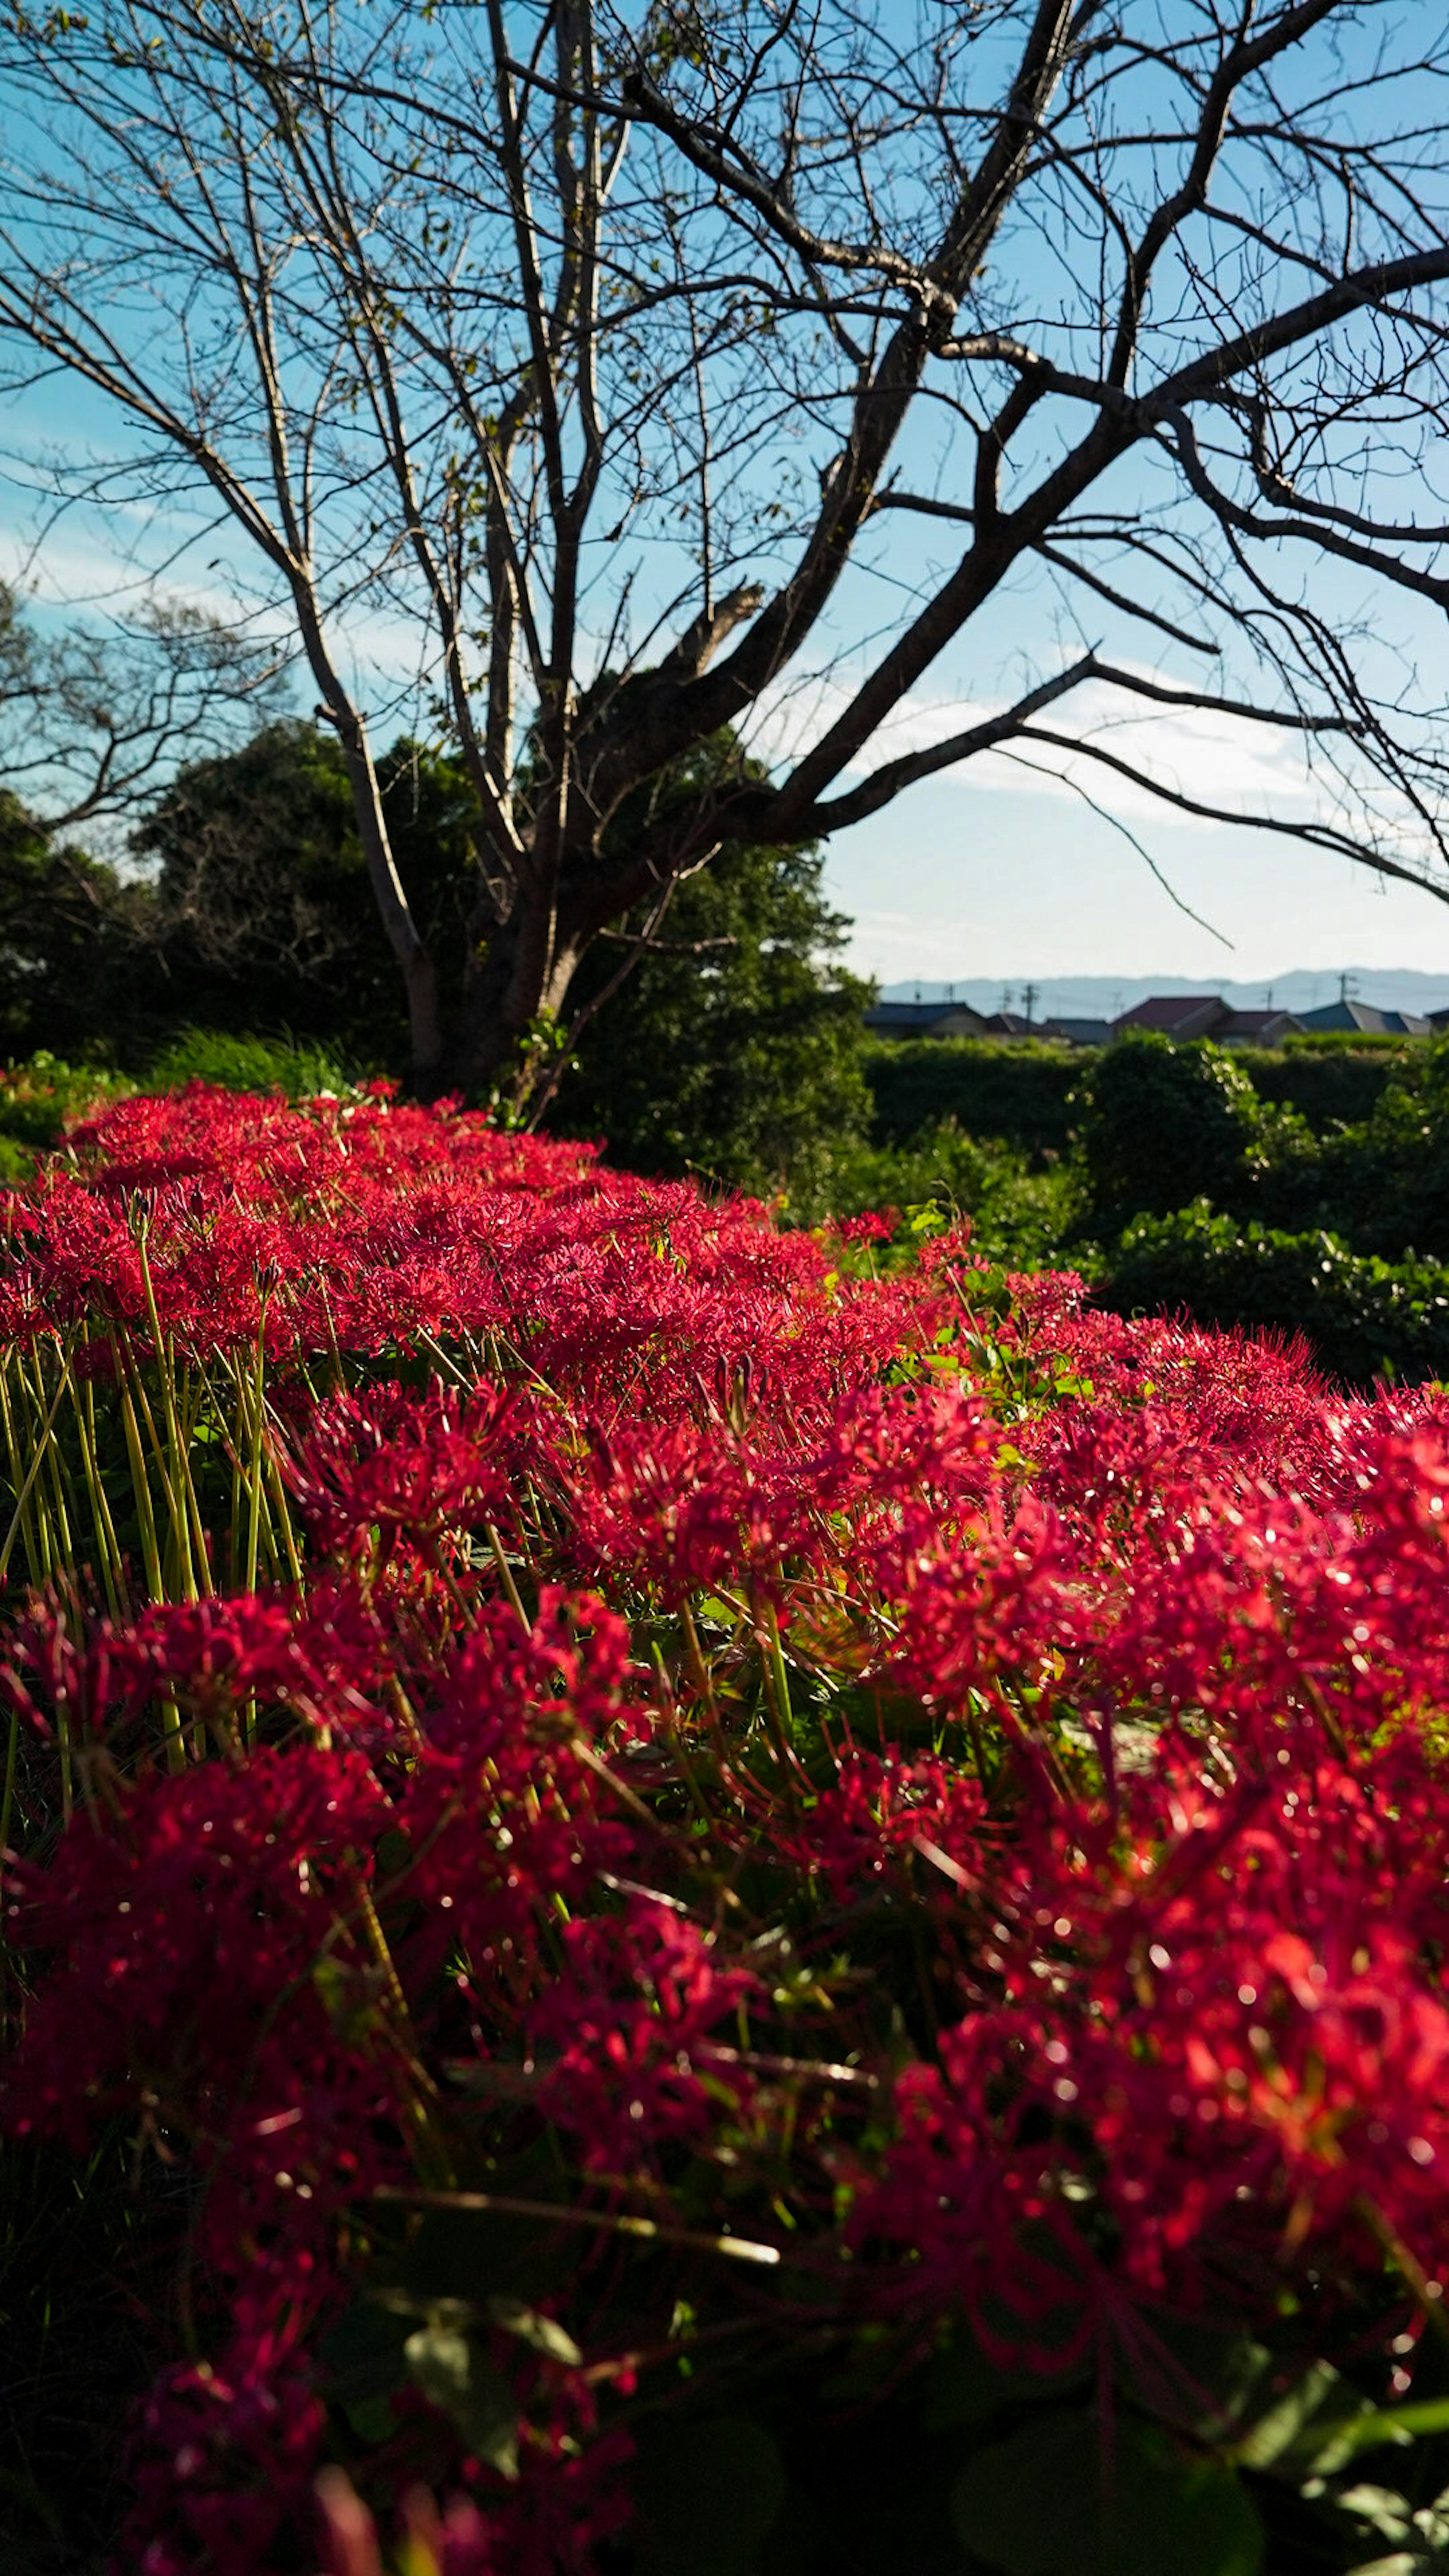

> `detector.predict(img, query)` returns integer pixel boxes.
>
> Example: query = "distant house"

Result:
[864,998,1107,1044]
[1298,999,1431,1036]
[978,1010,1040,1037]
[865,989,1434,1047]
[1111,996,1306,1045]
[1041,1016,1114,1046]
[1111,995,1228,1041]
[863,999,994,1037]
[1214,1008,1306,1046]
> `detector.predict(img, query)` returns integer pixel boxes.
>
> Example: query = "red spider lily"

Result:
[8,1086,1449,2566]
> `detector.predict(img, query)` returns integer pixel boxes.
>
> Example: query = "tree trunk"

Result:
[435,902,553,1099]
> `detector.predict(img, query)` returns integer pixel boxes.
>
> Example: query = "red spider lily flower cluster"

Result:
[5,1082,1449,2569]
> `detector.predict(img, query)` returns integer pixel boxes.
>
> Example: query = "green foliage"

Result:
[863,1035,1079,1153]
[1311,1037,1449,1261]
[0,1052,134,1182]
[143,1027,355,1100]
[131,719,479,1061]
[801,1117,1080,1267]
[1075,1032,1274,1230]
[1234,1042,1398,1135]
[551,832,872,1200]
[0,791,155,1064]
[950,2411,1263,2576]
[401,2313,520,2478]
[1054,1033,1449,1383]
[1099,1201,1449,1389]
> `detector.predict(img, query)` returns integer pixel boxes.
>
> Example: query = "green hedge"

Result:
[1097,1200,1449,1389]
[1230,1041,1400,1133]
[0,1053,134,1181]
[864,1033,1413,1159]
[863,1037,1080,1152]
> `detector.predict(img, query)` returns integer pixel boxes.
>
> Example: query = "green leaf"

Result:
[1271,2392,1449,2483]
[403,2322,519,2478]
[1332,2482,1418,2546]
[908,1197,946,1236]
[487,2292,583,2368]
[1115,2311,1275,2443]
[1233,2359,1347,2471]
[631,2415,788,2576]
[949,2411,1263,2576]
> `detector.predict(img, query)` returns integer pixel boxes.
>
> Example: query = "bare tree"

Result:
[0,578,287,840]
[4,0,1449,1093]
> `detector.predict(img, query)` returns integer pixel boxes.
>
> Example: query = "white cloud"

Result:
[744,661,1327,831]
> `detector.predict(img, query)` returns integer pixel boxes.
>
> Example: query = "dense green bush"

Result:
[0,1053,134,1181]
[0,793,159,1065]
[1302,1039,1449,1261]
[133,721,480,1064]
[1075,1032,1283,1229]
[1098,1200,1449,1388]
[1234,1038,1400,1133]
[0,1037,357,1189]
[863,1030,1419,1161]
[143,1027,358,1101]
[863,1035,1079,1152]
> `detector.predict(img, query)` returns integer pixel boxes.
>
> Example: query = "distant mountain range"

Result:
[879,969,1449,1020]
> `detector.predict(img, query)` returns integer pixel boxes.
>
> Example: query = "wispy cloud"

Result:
[744,662,1323,829]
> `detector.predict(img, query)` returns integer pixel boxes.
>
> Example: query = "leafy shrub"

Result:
[1304,1037,1449,1263]
[1075,1030,1282,1230]
[0,1050,134,1179]
[551,830,871,1200]
[795,1116,1080,1267]
[862,1033,1416,1170]
[131,720,481,1064]
[1099,1198,1449,1386]
[1235,1038,1402,1133]
[863,1035,1079,1153]
[144,1025,357,1100]
[0,792,160,1065]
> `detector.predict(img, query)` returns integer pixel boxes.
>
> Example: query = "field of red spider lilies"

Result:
[9,1084,1449,2575]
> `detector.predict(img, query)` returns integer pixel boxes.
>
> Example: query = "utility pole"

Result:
[1022,982,1037,1025]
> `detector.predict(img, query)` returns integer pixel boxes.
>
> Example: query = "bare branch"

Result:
[2,0,1448,1089]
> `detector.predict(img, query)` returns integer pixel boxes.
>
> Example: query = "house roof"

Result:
[1215,1009,1306,1043]
[1042,1016,1114,1046]
[863,1000,992,1036]
[1111,995,1226,1038]
[1298,1000,1431,1035]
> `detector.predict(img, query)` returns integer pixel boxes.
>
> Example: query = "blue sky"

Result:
[9,415,1444,992]
[822,760,1449,992]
